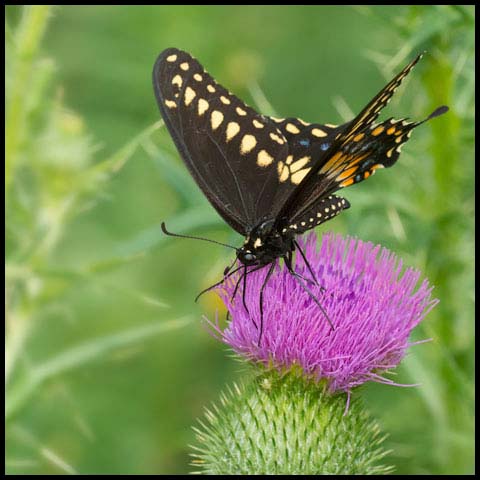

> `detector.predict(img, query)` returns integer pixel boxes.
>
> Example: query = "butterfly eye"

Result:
[244,253,256,262]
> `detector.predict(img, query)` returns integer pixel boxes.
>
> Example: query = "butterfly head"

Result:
[237,219,293,266]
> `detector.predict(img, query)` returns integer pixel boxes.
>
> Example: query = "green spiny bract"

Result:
[190,370,393,475]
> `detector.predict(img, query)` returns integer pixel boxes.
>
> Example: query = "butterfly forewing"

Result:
[154,48,301,234]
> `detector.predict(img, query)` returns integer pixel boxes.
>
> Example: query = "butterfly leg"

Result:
[284,252,334,331]
[293,239,326,293]
[226,273,245,323]
[258,261,276,345]
[195,263,243,302]
[228,264,266,327]
[242,265,249,313]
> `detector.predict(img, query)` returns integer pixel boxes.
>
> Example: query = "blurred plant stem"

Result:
[5,5,168,420]
[5,5,51,192]
[5,6,52,388]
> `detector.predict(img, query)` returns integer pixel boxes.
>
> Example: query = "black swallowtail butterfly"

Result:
[153,48,448,341]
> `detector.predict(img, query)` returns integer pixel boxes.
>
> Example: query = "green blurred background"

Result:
[5,5,474,475]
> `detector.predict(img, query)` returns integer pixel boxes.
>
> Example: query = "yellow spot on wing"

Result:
[372,126,384,136]
[325,123,338,128]
[211,110,224,130]
[270,133,285,145]
[395,135,404,143]
[172,75,182,87]
[253,119,264,129]
[386,126,396,135]
[220,96,231,105]
[180,62,189,71]
[286,123,300,134]
[207,85,216,93]
[277,162,289,182]
[166,54,177,62]
[312,128,327,138]
[240,134,257,154]
[290,156,310,173]
[165,100,176,109]
[257,150,274,167]
[298,118,310,126]
[386,147,395,158]
[277,161,284,175]
[285,154,293,165]
[193,73,202,81]
[236,107,247,116]
[226,122,240,141]
[291,168,311,185]
[184,87,196,106]
[198,98,209,116]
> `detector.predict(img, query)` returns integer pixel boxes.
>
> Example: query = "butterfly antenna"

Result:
[161,222,238,250]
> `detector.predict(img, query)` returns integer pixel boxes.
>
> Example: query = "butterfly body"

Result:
[153,48,447,338]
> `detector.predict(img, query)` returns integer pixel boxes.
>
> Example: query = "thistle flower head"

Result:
[208,232,438,394]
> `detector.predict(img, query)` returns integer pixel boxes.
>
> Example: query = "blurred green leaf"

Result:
[6,316,192,420]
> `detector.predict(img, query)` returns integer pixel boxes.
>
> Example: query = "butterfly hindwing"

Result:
[338,54,423,142]
[283,194,350,235]
[275,53,446,224]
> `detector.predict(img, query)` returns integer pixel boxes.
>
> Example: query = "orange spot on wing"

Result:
[337,166,358,181]
[353,133,365,142]
[339,178,355,188]
[349,152,369,166]
[319,151,344,174]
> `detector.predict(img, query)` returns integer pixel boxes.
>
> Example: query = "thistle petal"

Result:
[207,232,438,393]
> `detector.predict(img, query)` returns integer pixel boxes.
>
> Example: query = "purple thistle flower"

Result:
[207,232,438,394]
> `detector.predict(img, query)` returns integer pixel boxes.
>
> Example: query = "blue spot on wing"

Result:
[320,143,330,151]
[299,139,310,147]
